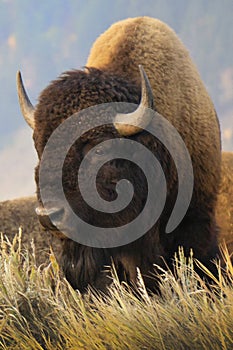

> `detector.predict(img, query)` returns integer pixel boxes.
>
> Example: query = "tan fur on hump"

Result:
[87,16,221,203]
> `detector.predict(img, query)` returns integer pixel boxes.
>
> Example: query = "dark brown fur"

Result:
[1,152,232,269]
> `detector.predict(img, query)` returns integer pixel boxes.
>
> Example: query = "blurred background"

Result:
[0,0,232,200]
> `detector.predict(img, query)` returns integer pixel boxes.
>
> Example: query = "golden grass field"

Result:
[0,152,232,349]
[0,231,233,350]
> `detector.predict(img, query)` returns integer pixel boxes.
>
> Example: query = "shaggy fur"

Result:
[0,153,232,269]
[87,17,221,193]
[216,152,233,254]
[21,17,222,291]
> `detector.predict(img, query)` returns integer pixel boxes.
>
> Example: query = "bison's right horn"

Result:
[16,71,35,129]
[114,65,154,136]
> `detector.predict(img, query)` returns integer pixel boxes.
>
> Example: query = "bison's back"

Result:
[87,16,221,209]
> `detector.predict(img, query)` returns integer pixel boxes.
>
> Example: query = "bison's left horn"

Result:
[114,65,154,136]
[16,71,35,129]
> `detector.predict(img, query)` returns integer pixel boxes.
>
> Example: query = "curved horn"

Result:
[16,71,35,129]
[114,65,154,136]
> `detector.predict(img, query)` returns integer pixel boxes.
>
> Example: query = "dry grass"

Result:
[0,230,233,350]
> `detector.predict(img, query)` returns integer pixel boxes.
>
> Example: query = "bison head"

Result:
[17,67,170,247]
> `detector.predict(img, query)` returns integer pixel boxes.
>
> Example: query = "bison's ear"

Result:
[16,71,35,129]
[114,65,154,136]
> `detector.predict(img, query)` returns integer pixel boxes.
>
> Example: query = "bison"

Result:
[16,17,221,292]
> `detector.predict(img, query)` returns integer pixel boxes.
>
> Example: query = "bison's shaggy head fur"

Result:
[17,17,222,292]
[33,68,153,229]
[33,68,140,156]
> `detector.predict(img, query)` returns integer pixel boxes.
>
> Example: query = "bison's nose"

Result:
[35,206,65,230]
